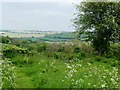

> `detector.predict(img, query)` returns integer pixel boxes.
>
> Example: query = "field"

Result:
[0,31,59,38]
[1,32,45,38]
[0,31,76,42]
[1,36,119,89]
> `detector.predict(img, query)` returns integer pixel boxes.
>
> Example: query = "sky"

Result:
[0,0,82,32]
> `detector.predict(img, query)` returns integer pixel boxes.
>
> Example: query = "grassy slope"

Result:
[11,53,118,88]
[2,40,119,88]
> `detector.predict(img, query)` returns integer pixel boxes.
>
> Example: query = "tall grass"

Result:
[9,53,119,88]
[2,41,119,88]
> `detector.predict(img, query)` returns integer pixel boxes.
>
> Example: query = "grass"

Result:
[9,53,119,88]
[1,40,119,88]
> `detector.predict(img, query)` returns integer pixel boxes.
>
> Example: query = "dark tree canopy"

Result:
[74,2,120,55]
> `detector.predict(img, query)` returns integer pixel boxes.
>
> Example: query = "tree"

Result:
[74,1,120,55]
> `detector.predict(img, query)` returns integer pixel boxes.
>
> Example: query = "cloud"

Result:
[1,0,118,3]
[0,3,2,29]
[1,0,82,3]
[1,1,76,31]
[22,9,63,17]
[33,9,40,13]
[45,11,62,16]
[20,9,41,15]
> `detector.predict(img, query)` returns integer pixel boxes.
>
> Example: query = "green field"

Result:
[1,31,77,42]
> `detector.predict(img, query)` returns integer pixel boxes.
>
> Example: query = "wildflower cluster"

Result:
[63,60,119,88]
[0,58,16,88]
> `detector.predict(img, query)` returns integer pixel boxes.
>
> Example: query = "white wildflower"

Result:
[101,84,105,87]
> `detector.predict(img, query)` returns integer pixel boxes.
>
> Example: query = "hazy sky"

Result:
[1,0,82,31]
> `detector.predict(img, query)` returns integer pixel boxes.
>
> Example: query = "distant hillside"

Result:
[1,30,88,42]
[39,32,77,42]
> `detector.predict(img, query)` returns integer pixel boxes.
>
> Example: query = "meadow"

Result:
[1,36,119,89]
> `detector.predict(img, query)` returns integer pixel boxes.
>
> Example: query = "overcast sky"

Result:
[1,0,82,31]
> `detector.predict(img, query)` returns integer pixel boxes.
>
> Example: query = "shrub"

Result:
[2,44,29,58]
[66,54,74,60]
[110,43,120,59]
[109,58,118,67]
[74,47,80,53]
[95,56,102,62]
[76,53,82,60]
[1,36,12,44]
[46,43,59,52]
[103,43,120,59]
[80,43,93,54]
[37,43,47,52]
[53,53,59,59]
[74,52,86,60]
[80,52,86,58]
[63,44,73,53]
[58,46,64,52]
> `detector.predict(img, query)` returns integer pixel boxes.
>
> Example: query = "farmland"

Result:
[0,30,76,42]
[0,30,61,38]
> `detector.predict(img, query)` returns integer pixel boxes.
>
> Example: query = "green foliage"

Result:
[58,46,64,52]
[10,55,35,66]
[7,54,119,88]
[1,36,12,44]
[1,38,119,88]
[36,43,47,52]
[92,36,110,55]
[94,56,118,67]
[95,56,103,62]
[75,53,84,60]
[108,43,120,59]
[74,47,80,53]
[74,2,120,55]
[80,42,93,54]
[1,58,16,88]
[2,44,29,58]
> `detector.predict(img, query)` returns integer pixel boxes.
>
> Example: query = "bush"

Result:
[95,56,102,62]
[37,43,47,52]
[58,46,64,52]
[74,47,80,53]
[75,52,86,60]
[53,53,59,59]
[1,36,12,44]
[104,43,120,59]
[110,43,120,59]
[108,58,118,67]
[46,43,59,52]
[66,54,74,60]
[80,43,93,54]
[2,44,29,58]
